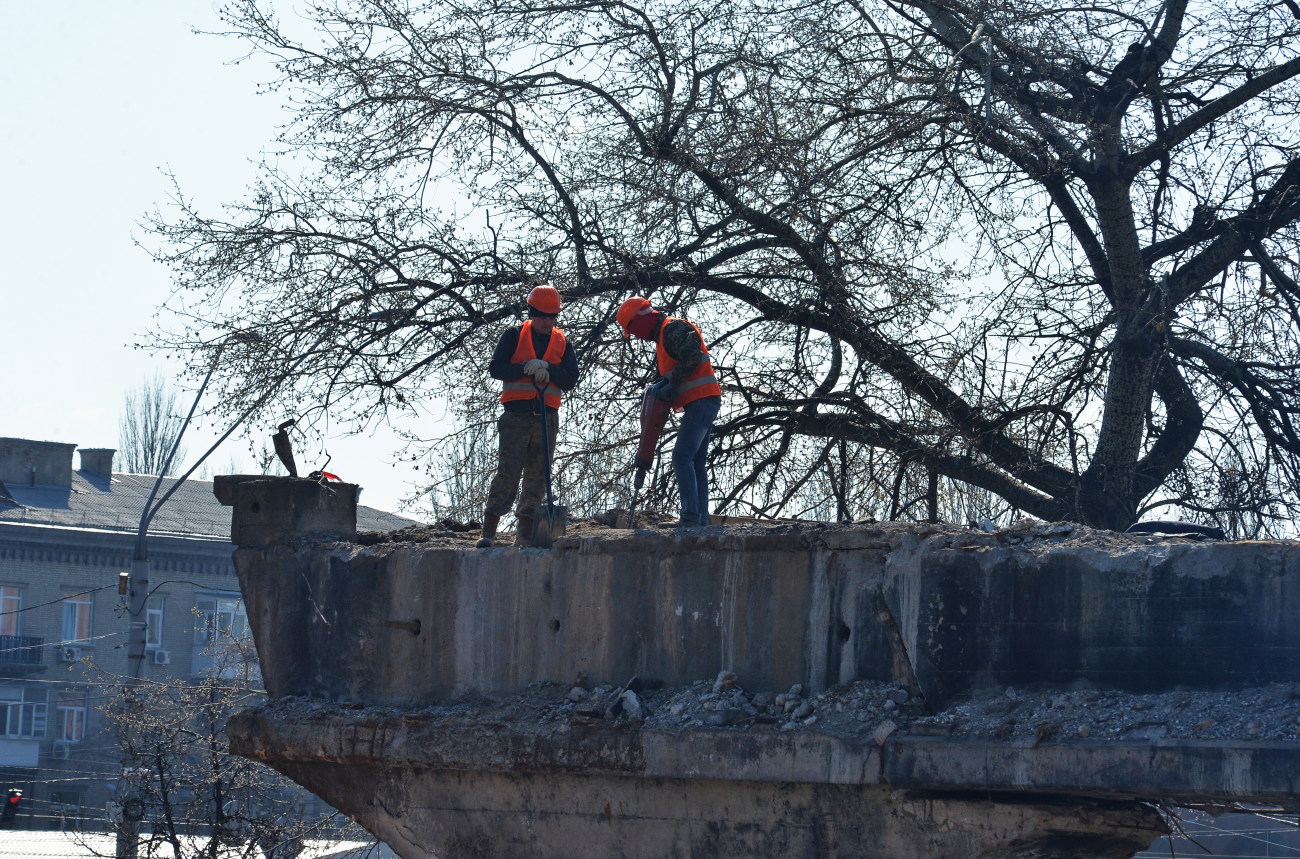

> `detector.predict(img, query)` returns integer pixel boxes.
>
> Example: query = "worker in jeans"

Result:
[476,285,580,547]
[617,296,722,527]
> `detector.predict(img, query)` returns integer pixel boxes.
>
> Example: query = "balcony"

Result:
[0,635,45,677]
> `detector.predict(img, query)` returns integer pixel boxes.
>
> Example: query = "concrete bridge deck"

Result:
[215,477,1300,858]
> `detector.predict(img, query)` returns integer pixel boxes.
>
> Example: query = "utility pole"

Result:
[115,556,149,859]
[111,335,322,859]
[115,366,204,859]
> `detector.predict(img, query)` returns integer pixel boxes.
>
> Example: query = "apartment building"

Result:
[0,437,417,827]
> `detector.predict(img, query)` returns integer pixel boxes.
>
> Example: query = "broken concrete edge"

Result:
[226,701,1300,808]
[231,484,1267,555]
[284,517,1270,579]
[355,517,1213,554]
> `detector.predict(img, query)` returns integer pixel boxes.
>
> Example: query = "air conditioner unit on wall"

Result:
[52,742,71,760]
[59,647,83,663]
[151,650,171,666]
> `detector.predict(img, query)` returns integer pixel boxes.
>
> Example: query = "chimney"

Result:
[0,438,76,488]
[78,448,116,478]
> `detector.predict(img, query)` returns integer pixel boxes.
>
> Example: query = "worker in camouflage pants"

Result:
[477,284,580,547]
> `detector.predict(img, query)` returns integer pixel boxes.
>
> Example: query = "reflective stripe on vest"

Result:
[500,320,567,409]
[656,318,721,411]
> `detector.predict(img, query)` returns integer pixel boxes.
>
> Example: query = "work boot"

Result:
[475,513,500,548]
[513,513,535,547]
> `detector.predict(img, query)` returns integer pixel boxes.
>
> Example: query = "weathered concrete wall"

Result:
[915,540,1300,699]
[216,479,1300,709]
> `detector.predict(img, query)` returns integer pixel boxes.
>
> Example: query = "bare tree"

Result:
[145,0,1300,535]
[118,374,187,476]
[88,637,373,859]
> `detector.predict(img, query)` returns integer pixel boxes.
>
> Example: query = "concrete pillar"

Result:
[213,475,358,547]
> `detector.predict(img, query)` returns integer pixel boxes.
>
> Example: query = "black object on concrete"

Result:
[1125,520,1227,541]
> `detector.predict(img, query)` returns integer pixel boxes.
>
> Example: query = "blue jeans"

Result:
[672,396,720,525]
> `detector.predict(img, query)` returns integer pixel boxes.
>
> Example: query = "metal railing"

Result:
[0,634,43,666]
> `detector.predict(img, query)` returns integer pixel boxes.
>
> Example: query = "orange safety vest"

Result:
[501,321,568,409]
[656,318,721,411]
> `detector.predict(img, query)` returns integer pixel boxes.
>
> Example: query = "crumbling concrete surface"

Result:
[229,688,1170,859]
[213,478,1300,858]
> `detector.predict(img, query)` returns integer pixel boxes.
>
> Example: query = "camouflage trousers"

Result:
[484,408,559,518]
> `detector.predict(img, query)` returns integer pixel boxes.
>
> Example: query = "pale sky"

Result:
[1,2,424,515]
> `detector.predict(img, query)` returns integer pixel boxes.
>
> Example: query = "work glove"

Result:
[532,367,551,385]
[633,465,648,490]
[650,377,678,402]
[522,358,548,376]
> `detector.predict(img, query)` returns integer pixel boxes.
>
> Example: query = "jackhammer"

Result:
[625,380,673,528]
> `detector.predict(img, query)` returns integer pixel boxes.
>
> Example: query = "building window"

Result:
[0,686,47,739]
[0,587,20,637]
[57,706,86,743]
[146,603,164,648]
[61,590,92,644]
[194,596,249,645]
[49,790,82,829]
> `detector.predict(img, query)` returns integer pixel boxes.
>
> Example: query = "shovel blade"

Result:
[532,504,568,548]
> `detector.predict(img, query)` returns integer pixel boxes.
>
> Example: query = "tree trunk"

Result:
[1077,173,1161,530]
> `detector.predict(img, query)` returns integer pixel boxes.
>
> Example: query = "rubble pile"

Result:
[353,513,680,548]
[354,514,1235,552]
[268,673,1300,748]
[546,673,1300,744]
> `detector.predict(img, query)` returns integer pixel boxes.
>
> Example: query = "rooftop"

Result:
[0,470,418,539]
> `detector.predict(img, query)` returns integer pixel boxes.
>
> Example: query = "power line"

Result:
[0,585,115,619]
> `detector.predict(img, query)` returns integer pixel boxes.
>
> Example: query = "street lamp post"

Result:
[115,332,329,859]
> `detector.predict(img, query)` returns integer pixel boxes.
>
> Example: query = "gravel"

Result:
[559,674,1300,744]
[295,673,1299,747]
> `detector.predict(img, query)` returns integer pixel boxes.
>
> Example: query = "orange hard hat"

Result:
[617,296,652,337]
[527,284,562,315]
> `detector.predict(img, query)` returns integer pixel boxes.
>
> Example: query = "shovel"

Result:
[531,382,567,548]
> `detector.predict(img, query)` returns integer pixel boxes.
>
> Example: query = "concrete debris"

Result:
[598,678,1286,742]
[253,675,1300,748]
[791,677,1292,742]
[351,514,1231,556]
[618,690,644,721]
[353,512,681,547]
